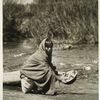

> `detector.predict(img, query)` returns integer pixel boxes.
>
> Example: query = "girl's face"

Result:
[45,46,52,55]
[45,41,53,55]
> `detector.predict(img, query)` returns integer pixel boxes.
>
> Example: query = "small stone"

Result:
[60,63,65,66]
[84,66,91,71]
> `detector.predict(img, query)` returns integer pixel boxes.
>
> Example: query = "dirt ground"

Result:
[3,43,98,100]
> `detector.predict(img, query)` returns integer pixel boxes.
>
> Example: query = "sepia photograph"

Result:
[3,0,98,100]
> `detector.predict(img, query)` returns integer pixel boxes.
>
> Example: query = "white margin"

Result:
[0,0,3,100]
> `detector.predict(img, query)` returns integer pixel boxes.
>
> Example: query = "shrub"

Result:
[3,0,98,44]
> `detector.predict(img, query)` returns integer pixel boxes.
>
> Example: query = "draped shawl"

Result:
[20,38,56,93]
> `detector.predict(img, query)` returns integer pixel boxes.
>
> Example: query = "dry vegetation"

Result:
[3,0,98,44]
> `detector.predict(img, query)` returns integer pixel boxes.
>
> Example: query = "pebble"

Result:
[84,66,91,71]
[60,63,65,66]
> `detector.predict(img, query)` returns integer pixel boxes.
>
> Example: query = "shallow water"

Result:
[3,42,98,71]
